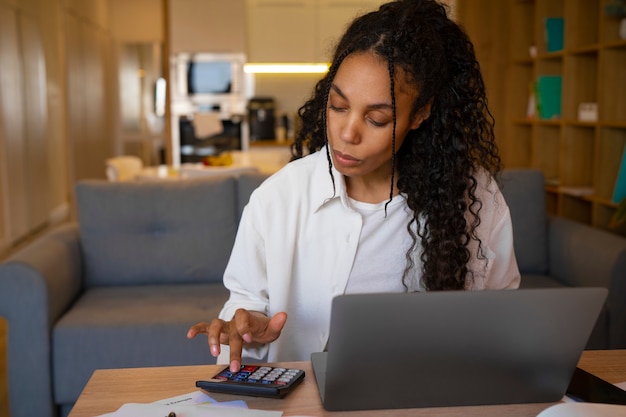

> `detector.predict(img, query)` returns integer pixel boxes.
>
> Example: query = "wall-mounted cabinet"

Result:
[245,0,384,62]
[504,0,626,234]
[168,0,246,54]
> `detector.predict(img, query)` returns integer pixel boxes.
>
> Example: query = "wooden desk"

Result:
[69,350,626,417]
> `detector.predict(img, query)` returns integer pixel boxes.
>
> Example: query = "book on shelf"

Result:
[534,75,562,120]
[545,17,564,52]
[612,144,626,204]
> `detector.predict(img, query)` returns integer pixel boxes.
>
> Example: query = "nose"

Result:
[338,114,361,145]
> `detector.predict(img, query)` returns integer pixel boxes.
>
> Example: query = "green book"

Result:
[536,75,562,119]
[545,17,564,52]
[612,144,626,204]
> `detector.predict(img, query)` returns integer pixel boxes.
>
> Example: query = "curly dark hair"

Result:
[292,0,502,291]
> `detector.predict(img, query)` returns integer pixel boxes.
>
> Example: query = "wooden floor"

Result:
[1,317,8,417]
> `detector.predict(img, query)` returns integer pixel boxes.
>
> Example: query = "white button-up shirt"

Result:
[218,148,520,363]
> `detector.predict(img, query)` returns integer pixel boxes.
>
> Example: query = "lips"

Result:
[333,149,360,168]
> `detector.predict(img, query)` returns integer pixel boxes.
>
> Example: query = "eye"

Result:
[328,103,346,112]
[368,117,388,127]
[367,112,390,127]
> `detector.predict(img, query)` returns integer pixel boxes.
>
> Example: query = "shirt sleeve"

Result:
[217,195,272,362]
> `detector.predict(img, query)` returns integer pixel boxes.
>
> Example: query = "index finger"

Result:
[228,325,244,373]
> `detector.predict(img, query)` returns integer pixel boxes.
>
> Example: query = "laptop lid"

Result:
[311,287,607,411]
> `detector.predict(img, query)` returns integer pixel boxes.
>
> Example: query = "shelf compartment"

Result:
[545,188,559,215]
[560,125,595,186]
[598,47,626,123]
[593,202,626,234]
[564,0,600,49]
[595,127,626,200]
[560,194,593,223]
[506,63,534,120]
[531,124,561,181]
[534,0,565,55]
[503,123,532,168]
[600,0,626,43]
[509,0,535,60]
[534,56,563,75]
[562,53,598,120]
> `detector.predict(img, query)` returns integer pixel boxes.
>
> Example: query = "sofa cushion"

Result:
[52,283,230,404]
[500,169,548,275]
[76,178,238,286]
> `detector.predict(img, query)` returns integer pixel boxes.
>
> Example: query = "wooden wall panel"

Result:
[0,4,28,245]
[20,13,50,230]
[456,0,510,167]
[64,13,85,184]
[64,11,114,182]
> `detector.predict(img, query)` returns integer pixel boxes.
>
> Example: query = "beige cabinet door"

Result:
[246,0,317,62]
[169,0,246,54]
[316,0,383,61]
[246,0,384,63]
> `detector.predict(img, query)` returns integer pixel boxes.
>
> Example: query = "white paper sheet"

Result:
[152,390,218,406]
[537,402,626,417]
[95,390,263,417]
[541,381,626,416]
[110,402,282,417]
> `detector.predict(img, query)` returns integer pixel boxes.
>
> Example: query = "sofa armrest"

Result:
[548,216,626,348]
[0,222,83,417]
[549,216,626,287]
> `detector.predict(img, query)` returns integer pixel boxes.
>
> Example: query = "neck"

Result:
[345,174,398,203]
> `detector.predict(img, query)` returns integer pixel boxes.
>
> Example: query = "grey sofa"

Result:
[0,173,267,417]
[500,169,626,350]
[1,168,625,417]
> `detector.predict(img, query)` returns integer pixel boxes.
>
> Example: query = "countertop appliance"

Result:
[248,97,276,141]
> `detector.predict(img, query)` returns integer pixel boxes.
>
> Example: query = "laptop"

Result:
[311,287,607,411]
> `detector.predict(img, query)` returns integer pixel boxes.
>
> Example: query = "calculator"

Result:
[196,365,305,398]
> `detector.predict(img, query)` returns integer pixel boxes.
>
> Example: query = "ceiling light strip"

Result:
[244,63,330,74]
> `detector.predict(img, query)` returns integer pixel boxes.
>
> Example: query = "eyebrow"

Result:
[330,83,393,111]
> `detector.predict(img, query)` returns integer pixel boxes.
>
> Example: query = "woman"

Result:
[188,0,520,372]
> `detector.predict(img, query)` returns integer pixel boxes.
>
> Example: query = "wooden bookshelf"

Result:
[501,0,626,234]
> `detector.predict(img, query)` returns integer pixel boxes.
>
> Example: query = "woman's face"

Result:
[326,51,428,182]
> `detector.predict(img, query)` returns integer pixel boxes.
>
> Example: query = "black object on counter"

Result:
[248,97,276,140]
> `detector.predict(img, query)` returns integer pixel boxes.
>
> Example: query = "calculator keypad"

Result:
[214,365,303,387]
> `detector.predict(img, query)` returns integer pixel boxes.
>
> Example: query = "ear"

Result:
[409,101,432,130]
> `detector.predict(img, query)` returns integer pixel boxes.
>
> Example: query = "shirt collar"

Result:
[310,146,351,212]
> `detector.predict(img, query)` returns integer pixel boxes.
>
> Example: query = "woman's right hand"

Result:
[187,309,288,372]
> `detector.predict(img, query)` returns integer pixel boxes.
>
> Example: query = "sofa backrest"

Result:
[76,176,244,287]
[499,169,548,275]
[236,172,270,219]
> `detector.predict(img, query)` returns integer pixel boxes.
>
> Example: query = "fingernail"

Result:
[242,333,252,343]
[210,344,219,356]
[231,360,241,372]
